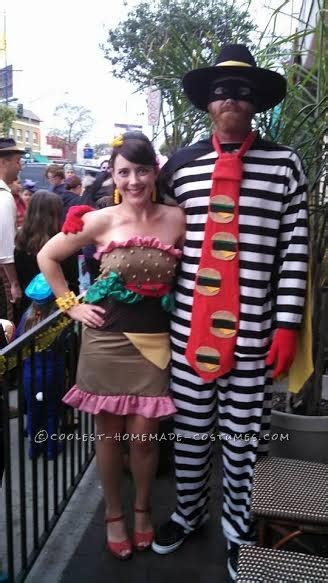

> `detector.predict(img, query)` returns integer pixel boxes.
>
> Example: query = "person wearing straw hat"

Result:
[0,138,25,319]
[151,44,309,581]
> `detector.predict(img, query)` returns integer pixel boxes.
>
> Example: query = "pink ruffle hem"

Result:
[94,236,182,260]
[62,385,177,419]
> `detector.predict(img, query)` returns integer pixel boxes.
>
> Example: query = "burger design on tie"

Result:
[210,310,237,338]
[195,346,221,373]
[211,232,237,261]
[209,195,235,223]
[196,268,221,296]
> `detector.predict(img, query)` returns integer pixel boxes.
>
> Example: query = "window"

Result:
[16,128,22,141]
[33,132,38,144]
[9,128,14,138]
[25,130,30,143]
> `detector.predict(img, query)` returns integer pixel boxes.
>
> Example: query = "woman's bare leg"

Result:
[126,415,159,533]
[96,412,127,542]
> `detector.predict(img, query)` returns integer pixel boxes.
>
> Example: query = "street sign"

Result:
[83,147,94,159]
[114,123,143,133]
[147,86,161,126]
[0,65,13,101]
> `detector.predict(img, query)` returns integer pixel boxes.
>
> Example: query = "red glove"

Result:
[265,328,297,378]
[61,205,94,234]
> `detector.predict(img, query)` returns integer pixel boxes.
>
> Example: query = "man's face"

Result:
[100,161,109,172]
[0,154,22,184]
[47,172,55,185]
[47,172,62,186]
[207,76,256,134]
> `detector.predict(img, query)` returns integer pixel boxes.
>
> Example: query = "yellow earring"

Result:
[113,188,121,204]
[152,189,157,202]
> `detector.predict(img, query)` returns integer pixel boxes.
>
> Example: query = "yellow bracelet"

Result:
[55,291,79,311]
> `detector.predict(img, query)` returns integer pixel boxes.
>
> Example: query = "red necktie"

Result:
[185,130,257,381]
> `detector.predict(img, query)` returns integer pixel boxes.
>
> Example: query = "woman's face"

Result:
[10,180,22,197]
[112,154,157,206]
[21,189,33,205]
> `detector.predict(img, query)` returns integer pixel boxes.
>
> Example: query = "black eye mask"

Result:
[207,79,257,106]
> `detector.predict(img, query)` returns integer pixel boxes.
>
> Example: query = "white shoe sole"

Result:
[151,537,186,555]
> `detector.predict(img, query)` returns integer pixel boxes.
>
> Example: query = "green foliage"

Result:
[102,0,256,152]
[254,1,327,414]
[0,105,16,136]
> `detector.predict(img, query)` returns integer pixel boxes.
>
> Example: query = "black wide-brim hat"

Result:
[183,44,287,113]
[0,138,26,155]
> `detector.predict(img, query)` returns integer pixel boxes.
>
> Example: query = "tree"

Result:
[253,2,327,416]
[101,0,255,153]
[93,143,111,157]
[50,103,93,161]
[0,105,16,136]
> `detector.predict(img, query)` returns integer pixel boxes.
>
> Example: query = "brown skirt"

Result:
[76,327,170,397]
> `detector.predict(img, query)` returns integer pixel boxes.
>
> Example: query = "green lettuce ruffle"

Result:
[84,271,175,312]
[84,272,143,305]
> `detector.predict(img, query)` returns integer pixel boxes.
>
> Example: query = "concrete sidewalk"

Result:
[26,452,228,583]
[59,459,228,583]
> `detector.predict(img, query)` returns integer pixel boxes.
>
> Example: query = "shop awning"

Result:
[32,152,50,163]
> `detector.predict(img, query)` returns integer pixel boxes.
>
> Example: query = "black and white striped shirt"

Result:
[167,136,308,358]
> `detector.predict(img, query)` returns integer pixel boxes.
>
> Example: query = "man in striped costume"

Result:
[152,45,308,580]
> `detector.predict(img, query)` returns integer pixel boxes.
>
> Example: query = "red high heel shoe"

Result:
[105,515,132,560]
[133,508,154,551]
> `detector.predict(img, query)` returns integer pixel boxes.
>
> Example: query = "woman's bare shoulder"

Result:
[159,203,184,219]
[83,206,114,227]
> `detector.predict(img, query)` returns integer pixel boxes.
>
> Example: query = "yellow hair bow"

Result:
[111,135,124,148]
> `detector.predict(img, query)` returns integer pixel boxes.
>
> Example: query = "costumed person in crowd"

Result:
[0,138,24,322]
[15,274,66,459]
[21,178,37,207]
[37,132,185,560]
[15,190,79,316]
[0,318,16,483]
[151,44,309,581]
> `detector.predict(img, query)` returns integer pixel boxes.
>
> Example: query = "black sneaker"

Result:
[151,520,190,554]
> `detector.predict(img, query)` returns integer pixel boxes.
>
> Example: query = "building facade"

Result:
[9,107,41,156]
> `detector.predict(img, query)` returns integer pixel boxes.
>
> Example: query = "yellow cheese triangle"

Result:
[123,332,170,369]
[218,212,233,219]
[221,328,234,335]
[205,363,219,370]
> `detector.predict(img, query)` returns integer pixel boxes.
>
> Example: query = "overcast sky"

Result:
[0,0,301,146]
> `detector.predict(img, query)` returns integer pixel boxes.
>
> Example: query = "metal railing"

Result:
[0,310,94,582]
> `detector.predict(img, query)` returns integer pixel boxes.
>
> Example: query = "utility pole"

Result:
[0,12,22,106]
[0,11,8,105]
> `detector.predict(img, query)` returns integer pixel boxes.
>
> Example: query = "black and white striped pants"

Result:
[170,345,273,545]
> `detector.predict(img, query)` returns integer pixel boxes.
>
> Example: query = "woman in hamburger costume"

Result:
[38,132,185,561]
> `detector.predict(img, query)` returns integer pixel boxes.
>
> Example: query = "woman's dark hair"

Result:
[65,175,81,190]
[110,132,158,169]
[15,190,63,254]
